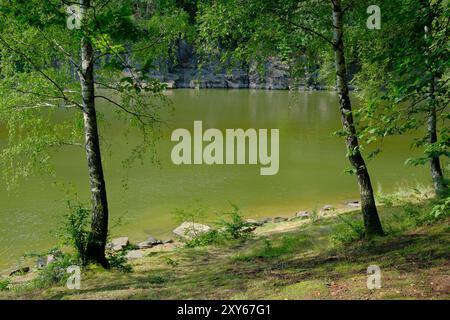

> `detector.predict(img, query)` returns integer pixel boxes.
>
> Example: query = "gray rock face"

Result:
[147,39,323,90]
[106,237,129,251]
[172,222,211,240]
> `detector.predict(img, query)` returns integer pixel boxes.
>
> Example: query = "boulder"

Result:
[9,267,30,277]
[46,254,56,264]
[241,225,257,233]
[322,205,335,211]
[273,217,288,223]
[137,241,153,249]
[107,237,129,251]
[259,217,273,224]
[172,222,211,240]
[245,219,263,227]
[347,201,361,208]
[146,236,163,245]
[125,250,143,260]
[36,257,47,269]
[295,211,310,219]
[137,236,163,249]
[162,239,174,244]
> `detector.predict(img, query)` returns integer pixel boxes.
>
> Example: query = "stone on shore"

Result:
[241,225,257,233]
[137,236,163,249]
[273,217,288,223]
[9,267,30,277]
[295,211,310,219]
[322,205,335,211]
[172,222,211,240]
[259,217,273,224]
[107,237,129,251]
[245,219,263,226]
[347,201,361,208]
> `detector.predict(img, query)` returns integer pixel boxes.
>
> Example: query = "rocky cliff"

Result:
[148,40,324,90]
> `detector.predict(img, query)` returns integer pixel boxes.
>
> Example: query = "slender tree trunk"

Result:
[427,78,445,194]
[332,0,383,236]
[80,0,109,267]
[424,9,445,195]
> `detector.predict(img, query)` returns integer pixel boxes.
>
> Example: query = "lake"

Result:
[0,89,428,271]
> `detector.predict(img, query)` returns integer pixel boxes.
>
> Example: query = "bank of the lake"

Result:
[1,191,449,300]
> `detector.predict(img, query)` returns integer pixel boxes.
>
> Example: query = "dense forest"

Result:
[0,0,448,300]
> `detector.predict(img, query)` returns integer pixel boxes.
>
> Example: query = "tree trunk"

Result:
[332,0,384,236]
[80,0,109,267]
[424,9,445,195]
[427,79,445,195]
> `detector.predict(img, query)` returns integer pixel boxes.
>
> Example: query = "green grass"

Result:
[1,197,449,300]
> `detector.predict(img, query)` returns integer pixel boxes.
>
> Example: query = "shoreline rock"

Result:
[106,237,129,252]
[172,222,212,240]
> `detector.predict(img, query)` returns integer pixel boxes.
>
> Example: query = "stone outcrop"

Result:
[147,40,322,90]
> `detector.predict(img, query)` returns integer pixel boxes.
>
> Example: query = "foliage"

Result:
[217,204,250,240]
[429,196,450,220]
[106,249,133,273]
[185,230,223,248]
[172,202,207,225]
[0,0,190,188]
[354,0,449,177]
[59,201,91,264]
[183,204,252,248]
[310,207,320,223]
[331,215,366,245]
[0,278,10,291]
[33,252,78,288]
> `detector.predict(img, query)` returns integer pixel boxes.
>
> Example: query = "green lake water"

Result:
[0,89,429,271]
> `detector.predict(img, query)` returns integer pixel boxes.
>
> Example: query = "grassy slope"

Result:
[1,200,449,300]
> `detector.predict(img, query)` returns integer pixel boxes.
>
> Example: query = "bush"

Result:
[34,252,78,288]
[185,230,223,248]
[60,202,91,264]
[172,203,207,226]
[106,245,132,273]
[184,204,252,248]
[430,196,450,220]
[217,204,251,240]
[0,278,10,291]
[331,215,365,245]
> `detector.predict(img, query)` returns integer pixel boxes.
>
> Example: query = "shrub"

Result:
[172,203,207,225]
[34,252,78,288]
[0,278,10,291]
[60,201,91,264]
[185,230,223,248]
[217,204,250,240]
[106,247,132,273]
[184,204,252,248]
[430,196,450,220]
[331,215,365,245]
